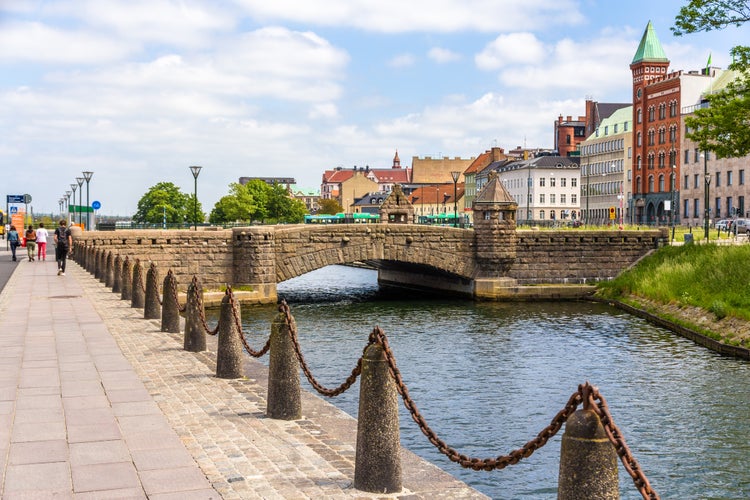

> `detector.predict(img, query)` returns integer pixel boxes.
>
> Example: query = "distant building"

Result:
[463,148,507,216]
[411,155,475,185]
[493,156,581,223]
[290,187,320,214]
[352,191,389,214]
[321,151,411,206]
[239,177,295,188]
[579,106,633,225]
[554,100,629,157]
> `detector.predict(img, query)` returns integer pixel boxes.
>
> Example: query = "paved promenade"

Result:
[0,250,486,499]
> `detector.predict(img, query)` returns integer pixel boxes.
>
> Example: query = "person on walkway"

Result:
[7,225,20,261]
[54,219,72,275]
[36,222,49,261]
[25,225,37,261]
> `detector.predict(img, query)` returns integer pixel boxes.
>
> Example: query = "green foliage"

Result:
[673,1,750,157]
[597,244,750,321]
[318,198,343,215]
[134,182,203,224]
[209,181,306,224]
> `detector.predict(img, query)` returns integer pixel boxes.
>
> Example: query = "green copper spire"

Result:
[631,21,669,64]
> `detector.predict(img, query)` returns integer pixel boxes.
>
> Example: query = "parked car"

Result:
[733,218,750,234]
[567,220,583,228]
[715,219,730,231]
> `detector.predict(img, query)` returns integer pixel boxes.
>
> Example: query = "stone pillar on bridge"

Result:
[472,171,519,298]
[231,227,278,303]
[378,184,413,224]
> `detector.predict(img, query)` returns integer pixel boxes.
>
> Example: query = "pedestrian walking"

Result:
[36,222,49,261]
[7,225,20,261]
[54,220,72,275]
[25,225,37,261]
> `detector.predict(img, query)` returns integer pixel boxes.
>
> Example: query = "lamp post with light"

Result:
[65,191,72,224]
[189,166,202,231]
[451,171,460,227]
[76,177,84,226]
[82,171,93,230]
[70,183,78,226]
[703,152,710,240]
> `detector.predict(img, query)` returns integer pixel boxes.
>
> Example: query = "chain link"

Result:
[279,301,368,398]
[226,288,270,358]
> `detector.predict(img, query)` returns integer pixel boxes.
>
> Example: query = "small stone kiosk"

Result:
[378,184,414,224]
[472,171,520,297]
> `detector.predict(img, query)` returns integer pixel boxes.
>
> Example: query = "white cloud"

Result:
[388,53,415,68]
[233,0,584,33]
[309,103,339,119]
[428,47,461,63]
[475,33,546,70]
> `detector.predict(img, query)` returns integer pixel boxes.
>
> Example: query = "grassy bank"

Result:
[596,244,750,343]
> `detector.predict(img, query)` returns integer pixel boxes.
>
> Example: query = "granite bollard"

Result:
[144,263,161,319]
[558,409,618,500]
[112,254,122,294]
[216,291,243,379]
[161,270,181,333]
[184,279,206,352]
[266,311,301,420]
[120,257,132,301]
[131,259,145,309]
[354,342,402,493]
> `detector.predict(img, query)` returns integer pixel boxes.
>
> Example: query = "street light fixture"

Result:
[70,183,78,226]
[669,164,676,243]
[189,166,202,231]
[65,191,72,224]
[703,152,710,240]
[82,171,93,230]
[76,177,84,226]
[451,171,460,227]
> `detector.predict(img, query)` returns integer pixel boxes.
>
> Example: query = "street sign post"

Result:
[6,195,24,204]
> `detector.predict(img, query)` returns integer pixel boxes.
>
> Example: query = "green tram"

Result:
[304,213,380,224]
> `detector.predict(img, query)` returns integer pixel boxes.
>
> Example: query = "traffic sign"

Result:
[92,200,101,210]
[6,195,24,203]
[10,207,18,214]
[609,206,616,219]
[23,194,31,204]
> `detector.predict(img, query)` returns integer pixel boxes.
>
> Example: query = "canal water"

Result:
[235,265,750,500]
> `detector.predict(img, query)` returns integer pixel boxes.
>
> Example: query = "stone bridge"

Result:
[72,176,666,301]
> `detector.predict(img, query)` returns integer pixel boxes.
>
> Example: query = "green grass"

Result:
[596,243,750,321]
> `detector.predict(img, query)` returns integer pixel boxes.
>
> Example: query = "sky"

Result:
[1,0,747,217]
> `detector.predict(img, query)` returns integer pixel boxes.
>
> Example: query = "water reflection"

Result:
[235,265,750,500]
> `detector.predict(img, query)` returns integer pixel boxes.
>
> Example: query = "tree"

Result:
[673,1,750,157]
[267,184,307,223]
[208,180,306,224]
[134,182,202,224]
[318,198,343,215]
[209,183,257,223]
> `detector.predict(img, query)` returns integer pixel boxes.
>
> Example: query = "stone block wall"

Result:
[74,230,233,290]
[508,229,667,284]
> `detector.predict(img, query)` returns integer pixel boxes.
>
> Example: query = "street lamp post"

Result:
[703,152,710,240]
[82,171,93,230]
[65,191,72,224]
[451,171,460,227]
[76,177,84,226]
[70,183,78,226]
[189,166,202,231]
[670,164,676,242]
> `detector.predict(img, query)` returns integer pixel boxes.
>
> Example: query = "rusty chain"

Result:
[132,260,147,294]
[165,270,186,313]
[190,277,220,336]
[364,326,658,500]
[279,300,368,398]
[226,287,270,358]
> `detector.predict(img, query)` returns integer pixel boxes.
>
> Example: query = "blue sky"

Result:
[0,0,746,216]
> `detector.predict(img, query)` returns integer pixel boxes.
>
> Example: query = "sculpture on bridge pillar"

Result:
[378,184,414,224]
[472,171,518,276]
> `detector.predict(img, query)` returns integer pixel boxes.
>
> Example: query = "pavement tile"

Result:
[9,439,69,465]
[130,447,197,471]
[139,466,212,496]
[72,461,141,493]
[15,394,62,411]
[13,407,64,424]
[62,395,110,411]
[61,380,105,398]
[68,422,122,443]
[149,489,223,500]
[70,440,131,466]
[4,461,71,491]
[73,487,146,499]
[11,421,67,443]
[111,400,162,417]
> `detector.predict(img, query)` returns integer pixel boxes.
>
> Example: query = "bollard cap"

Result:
[564,409,607,439]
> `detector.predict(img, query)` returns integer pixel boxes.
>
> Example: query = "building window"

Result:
[561,194,566,204]
[648,154,655,170]
[740,196,745,216]
[625,121,629,131]
[683,175,688,190]
[539,193,545,203]
[693,199,700,217]
[637,108,642,124]
[566,134,571,145]
[684,149,689,163]
[684,199,689,218]
[669,125,676,143]
[648,175,655,193]
[728,171,733,186]
[727,197,733,216]
[658,127,666,144]
[550,194,556,204]
[670,100,677,117]
[740,169,745,185]
[539,210,545,220]
[659,103,666,120]
[658,152,665,168]
[550,210,556,220]
[572,178,577,187]
[715,197,721,218]
[628,146,632,158]
[550,177,556,187]
[694,148,699,162]
[636,176,641,194]
[694,174,700,188]
[539,178,545,187]
[648,106,655,121]
[561,178,567,187]
[637,156,642,170]
[648,129,655,146]
[637,132,642,147]
[716,172,721,187]
[659,174,665,192]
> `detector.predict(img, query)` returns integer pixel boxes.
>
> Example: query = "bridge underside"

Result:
[365,261,475,298]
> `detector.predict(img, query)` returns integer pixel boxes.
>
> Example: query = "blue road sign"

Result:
[10,207,18,214]
[6,195,24,203]
[92,200,101,210]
